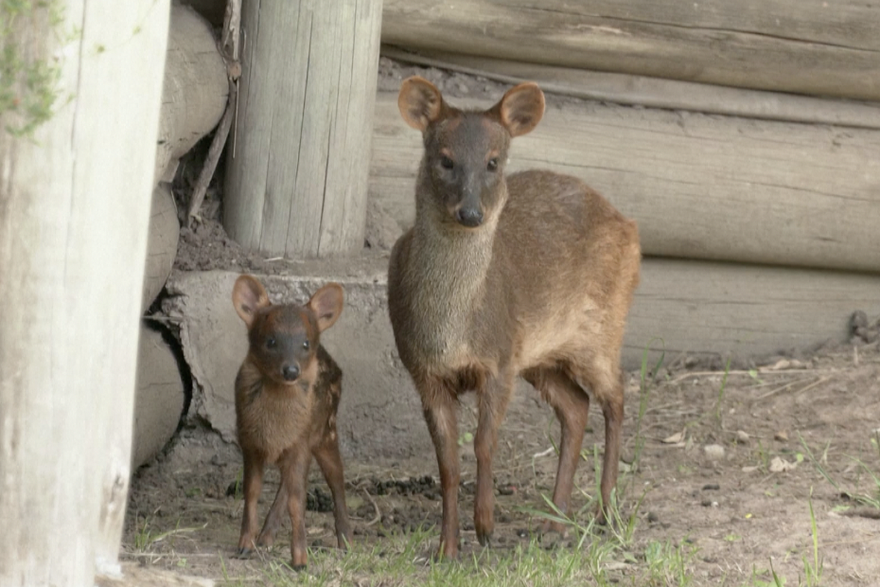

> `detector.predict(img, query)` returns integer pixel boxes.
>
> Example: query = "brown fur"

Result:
[231,275,351,569]
[387,77,641,558]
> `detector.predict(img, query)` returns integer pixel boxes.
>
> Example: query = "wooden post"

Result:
[0,1,169,585]
[224,0,383,258]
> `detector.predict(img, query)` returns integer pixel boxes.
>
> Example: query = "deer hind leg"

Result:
[313,432,353,550]
[257,480,288,547]
[524,367,590,535]
[576,357,625,525]
[473,370,515,546]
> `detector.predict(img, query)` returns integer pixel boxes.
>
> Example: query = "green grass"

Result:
[217,525,702,587]
[799,432,880,511]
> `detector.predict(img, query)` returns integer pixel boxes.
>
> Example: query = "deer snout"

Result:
[281,363,300,381]
[455,206,484,227]
[454,182,485,227]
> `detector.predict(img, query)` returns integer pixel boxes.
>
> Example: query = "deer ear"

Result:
[491,82,545,137]
[308,282,344,333]
[232,275,270,328]
[398,76,446,131]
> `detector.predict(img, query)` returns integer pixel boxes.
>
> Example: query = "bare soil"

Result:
[125,337,880,585]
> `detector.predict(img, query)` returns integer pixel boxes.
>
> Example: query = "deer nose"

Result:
[456,206,483,227]
[282,364,300,381]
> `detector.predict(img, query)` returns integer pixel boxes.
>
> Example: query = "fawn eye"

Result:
[440,155,454,170]
[487,158,498,172]
[266,337,277,349]
[302,340,310,350]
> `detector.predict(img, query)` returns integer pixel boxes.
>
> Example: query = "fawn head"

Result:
[398,76,545,229]
[232,275,344,386]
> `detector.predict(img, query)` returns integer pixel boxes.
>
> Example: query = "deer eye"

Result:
[302,340,310,350]
[487,158,498,172]
[440,155,454,170]
[266,337,277,349]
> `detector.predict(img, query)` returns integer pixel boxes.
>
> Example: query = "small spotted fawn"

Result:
[232,275,352,569]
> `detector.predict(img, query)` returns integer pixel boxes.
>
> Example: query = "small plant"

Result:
[802,488,823,587]
[132,516,205,553]
[713,357,732,428]
[632,338,665,471]
[643,539,699,587]
[799,433,880,510]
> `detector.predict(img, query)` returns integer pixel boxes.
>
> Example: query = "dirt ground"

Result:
[125,334,880,585]
[136,58,880,585]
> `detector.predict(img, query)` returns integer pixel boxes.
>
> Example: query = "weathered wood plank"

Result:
[382,0,880,100]
[630,259,879,365]
[0,1,169,584]
[383,46,880,130]
[166,260,879,458]
[154,4,227,184]
[370,91,880,273]
[224,0,382,258]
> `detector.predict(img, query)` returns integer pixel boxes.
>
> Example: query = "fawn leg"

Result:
[281,448,312,570]
[420,380,461,559]
[257,481,288,547]
[313,435,353,550]
[237,454,265,556]
[473,373,514,546]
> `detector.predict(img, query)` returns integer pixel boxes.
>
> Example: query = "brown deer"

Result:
[387,77,641,558]
[232,275,352,569]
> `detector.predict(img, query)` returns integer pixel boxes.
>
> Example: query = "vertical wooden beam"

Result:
[224,0,383,258]
[0,1,169,584]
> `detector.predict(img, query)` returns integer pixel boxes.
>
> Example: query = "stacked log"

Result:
[135,4,227,469]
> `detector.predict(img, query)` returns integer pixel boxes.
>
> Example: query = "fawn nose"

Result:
[456,206,483,227]
[282,364,300,381]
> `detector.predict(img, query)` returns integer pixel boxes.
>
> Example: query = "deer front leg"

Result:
[281,448,312,570]
[237,453,265,557]
[420,381,461,559]
[473,372,514,546]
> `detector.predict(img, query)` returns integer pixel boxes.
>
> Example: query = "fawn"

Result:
[387,77,641,558]
[231,275,352,569]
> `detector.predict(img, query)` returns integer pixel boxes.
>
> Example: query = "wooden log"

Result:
[132,326,184,469]
[630,259,880,366]
[224,0,383,258]
[143,185,180,313]
[163,260,879,457]
[155,3,228,184]
[369,91,880,273]
[383,46,880,131]
[0,1,169,584]
[381,0,880,101]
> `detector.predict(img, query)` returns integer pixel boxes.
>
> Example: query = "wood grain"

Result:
[224,0,383,258]
[382,0,880,100]
[370,91,880,273]
[0,1,169,583]
[383,46,880,130]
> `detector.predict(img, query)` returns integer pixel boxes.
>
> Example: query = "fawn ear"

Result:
[491,82,545,137]
[398,76,446,131]
[308,283,344,333]
[232,275,270,328]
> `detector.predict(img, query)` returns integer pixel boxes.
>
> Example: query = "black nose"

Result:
[282,364,300,381]
[456,206,483,227]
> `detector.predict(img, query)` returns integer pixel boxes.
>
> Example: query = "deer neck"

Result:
[406,192,502,363]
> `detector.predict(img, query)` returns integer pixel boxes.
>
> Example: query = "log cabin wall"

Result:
[177,0,880,362]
